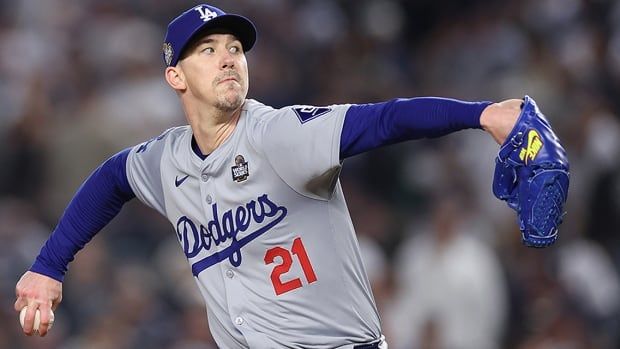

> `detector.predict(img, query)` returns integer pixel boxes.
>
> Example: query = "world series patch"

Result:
[231,155,249,182]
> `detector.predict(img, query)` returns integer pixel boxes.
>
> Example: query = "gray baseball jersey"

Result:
[126,99,382,348]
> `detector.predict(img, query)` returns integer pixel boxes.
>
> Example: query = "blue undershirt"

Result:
[30,149,135,281]
[340,97,489,158]
[31,97,491,281]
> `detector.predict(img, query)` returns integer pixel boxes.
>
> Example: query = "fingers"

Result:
[22,302,38,336]
[14,273,29,311]
[17,302,54,336]
[15,275,38,336]
[14,271,62,337]
[37,303,54,337]
[14,296,27,312]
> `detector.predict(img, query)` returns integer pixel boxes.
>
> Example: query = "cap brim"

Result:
[183,14,256,55]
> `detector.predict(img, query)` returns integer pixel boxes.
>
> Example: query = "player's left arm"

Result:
[340,96,569,247]
[340,97,518,159]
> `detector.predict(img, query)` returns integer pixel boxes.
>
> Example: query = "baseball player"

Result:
[14,4,569,348]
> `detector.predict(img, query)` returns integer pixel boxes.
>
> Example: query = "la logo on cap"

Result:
[195,6,218,22]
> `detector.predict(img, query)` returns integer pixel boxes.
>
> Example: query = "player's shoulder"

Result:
[131,125,191,156]
[149,125,191,146]
[242,99,280,123]
[243,99,350,126]
[164,125,192,141]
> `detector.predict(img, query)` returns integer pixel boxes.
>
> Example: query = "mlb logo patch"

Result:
[293,106,332,124]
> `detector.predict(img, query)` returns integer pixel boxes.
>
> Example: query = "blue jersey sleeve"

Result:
[30,148,136,282]
[340,97,492,159]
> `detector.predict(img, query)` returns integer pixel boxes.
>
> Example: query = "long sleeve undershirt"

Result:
[30,149,135,281]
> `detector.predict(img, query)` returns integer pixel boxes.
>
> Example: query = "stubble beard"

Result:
[215,92,244,112]
[214,83,246,112]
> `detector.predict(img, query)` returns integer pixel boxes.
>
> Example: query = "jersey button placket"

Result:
[200,165,249,336]
[220,262,250,334]
[199,169,217,250]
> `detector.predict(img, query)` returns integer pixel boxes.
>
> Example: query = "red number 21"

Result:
[264,237,317,296]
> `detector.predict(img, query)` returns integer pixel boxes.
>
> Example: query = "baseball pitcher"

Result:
[14,4,569,348]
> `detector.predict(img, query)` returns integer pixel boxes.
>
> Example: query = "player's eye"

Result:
[229,45,241,54]
[201,46,215,54]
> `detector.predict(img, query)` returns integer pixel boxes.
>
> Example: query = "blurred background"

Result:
[1,0,620,348]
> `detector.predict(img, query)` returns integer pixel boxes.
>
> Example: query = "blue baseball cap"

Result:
[163,4,257,67]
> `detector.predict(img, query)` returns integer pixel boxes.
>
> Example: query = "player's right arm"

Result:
[15,126,172,337]
[15,148,136,336]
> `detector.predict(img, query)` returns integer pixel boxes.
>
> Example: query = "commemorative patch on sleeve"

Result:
[292,106,332,124]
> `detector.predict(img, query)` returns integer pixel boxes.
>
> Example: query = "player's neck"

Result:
[186,105,242,156]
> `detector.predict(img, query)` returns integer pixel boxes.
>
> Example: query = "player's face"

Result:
[179,33,249,112]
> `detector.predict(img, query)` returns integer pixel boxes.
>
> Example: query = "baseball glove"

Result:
[492,96,569,248]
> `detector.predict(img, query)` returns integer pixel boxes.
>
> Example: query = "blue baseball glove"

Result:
[492,96,569,247]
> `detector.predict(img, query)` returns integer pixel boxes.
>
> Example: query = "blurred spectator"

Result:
[386,195,507,349]
[556,238,620,347]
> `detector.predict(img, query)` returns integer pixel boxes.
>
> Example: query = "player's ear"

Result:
[165,66,186,91]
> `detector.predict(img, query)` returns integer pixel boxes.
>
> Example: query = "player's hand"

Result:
[14,271,63,337]
[479,98,522,144]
